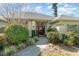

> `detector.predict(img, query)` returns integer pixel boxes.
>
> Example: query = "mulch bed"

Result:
[41,43,79,56]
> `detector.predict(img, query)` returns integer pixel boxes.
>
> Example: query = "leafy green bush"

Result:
[4,24,29,45]
[47,27,60,44]
[17,43,26,50]
[2,46,18,55]
[63,32,76,46]
[47,32,60,44]
[26,38,36,45]
[62,32,79,46]
[73,34,79,46]
[63,39,74,46]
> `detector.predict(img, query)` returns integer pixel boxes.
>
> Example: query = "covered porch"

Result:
[27,20,50,37]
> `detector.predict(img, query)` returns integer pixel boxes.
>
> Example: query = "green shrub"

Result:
[2,46,18,55]
[73,34,79,46]
[4,24,29,45]
[26,38,36,45]
[63,39,74,46]
[62,32,79,46]
[17,43,26,50]
[63,32,76,46]
[47,32,60,44]
[47,27,60,44]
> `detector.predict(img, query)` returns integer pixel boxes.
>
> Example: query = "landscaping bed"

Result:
[0,37,38,56]
[0,24,39,56]
[41,27,79,56]
[41,43,79,56]
[0,36,39,56]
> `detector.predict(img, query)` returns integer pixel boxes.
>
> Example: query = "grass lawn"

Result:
[41,43,79,56]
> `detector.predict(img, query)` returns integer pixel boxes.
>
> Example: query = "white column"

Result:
[32,21,36,30]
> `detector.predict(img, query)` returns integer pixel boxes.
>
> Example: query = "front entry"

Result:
[38,26,45,35]
[37,23,45,36]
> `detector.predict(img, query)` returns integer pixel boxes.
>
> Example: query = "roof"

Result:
[1,12,79,22]
[52,16,79,23]
[7,12,54,21]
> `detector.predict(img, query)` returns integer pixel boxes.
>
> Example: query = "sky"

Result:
[0,3,79,17]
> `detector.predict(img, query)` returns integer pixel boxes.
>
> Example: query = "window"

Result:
[67,24,77,32]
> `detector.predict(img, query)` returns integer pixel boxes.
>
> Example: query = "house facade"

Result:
[2,12,54,37]
[51,16,79,34]
[21,12,54,37]
[1,12,79,36]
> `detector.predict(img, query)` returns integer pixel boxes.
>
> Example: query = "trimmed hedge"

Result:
[4,24,29,45]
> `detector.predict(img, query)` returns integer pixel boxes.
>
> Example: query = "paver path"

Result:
[13,37,48,56]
